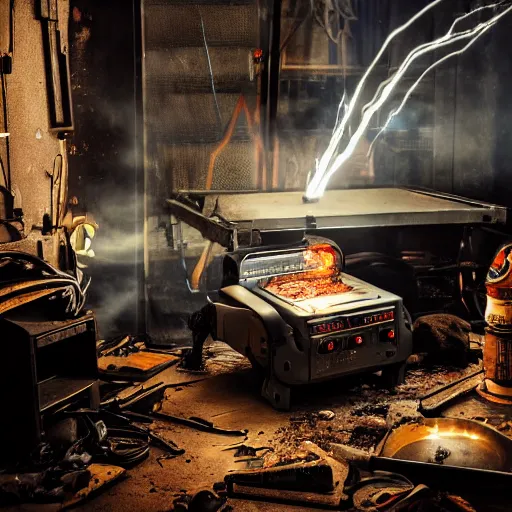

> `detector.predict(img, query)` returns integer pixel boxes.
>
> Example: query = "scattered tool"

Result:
[124,410,247,437]
[419,369,484,415]
[224,442,348,508]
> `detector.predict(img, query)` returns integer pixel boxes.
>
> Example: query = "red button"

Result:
[387,329,395,340]
[354,336,363,345]
[327,341,335,351]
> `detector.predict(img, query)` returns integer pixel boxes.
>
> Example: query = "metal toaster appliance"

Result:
[187,236,412,409]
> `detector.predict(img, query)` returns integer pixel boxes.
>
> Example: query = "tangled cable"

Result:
[0,251,89,317]
[310,0,356,43]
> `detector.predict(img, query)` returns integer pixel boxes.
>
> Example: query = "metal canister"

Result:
[483,327,512,383]
[479,243,512,403]
[485,243,512,328]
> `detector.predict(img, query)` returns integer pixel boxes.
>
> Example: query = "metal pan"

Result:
[378,418,512,473]
[331,418,512,494]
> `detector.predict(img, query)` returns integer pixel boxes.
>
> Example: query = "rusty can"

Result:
[484,327,512,383]
[485,296,512,328]
[485,243,512,328]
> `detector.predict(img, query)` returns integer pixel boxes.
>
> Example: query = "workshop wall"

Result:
[1,0,70,265]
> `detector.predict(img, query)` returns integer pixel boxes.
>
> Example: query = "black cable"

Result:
[51,153,63,226]
[0,251,86,315]
[197,7,222,134]
[0,155,7,188]
[0,71,11,191]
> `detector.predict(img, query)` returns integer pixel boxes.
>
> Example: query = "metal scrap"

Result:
[124,410,247,437]
[420,369,484,415]
[224,442,348,508]
[430,446,451,465]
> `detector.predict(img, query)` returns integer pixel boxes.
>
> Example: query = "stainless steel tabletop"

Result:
[201,188,507,231]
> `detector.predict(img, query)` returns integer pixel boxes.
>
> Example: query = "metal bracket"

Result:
[167,199,234,249]
[38,0,74,137]
[305,215,317,233]
[167,198,262,251]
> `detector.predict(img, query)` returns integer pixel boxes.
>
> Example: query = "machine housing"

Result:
[188,236,412,409]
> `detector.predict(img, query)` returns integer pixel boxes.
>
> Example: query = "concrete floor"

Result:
[5,343,511,511]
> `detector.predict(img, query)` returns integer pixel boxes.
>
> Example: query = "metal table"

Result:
[203,188,507,230]
[167,188,508,248]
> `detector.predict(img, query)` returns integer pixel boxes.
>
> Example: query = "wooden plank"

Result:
[62,464,126,509]
[98,350,179,372]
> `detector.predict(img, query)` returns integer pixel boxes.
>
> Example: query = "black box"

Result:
[0,312,99,462]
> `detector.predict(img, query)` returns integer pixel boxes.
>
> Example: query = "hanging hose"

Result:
[205,94,266,191]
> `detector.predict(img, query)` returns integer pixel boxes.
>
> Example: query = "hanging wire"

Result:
[0,156,7,188]
[197,7,223,134]
[0,71,11,191]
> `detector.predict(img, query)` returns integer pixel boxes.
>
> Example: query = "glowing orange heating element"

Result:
[303,244,337,275]
[263,244,353,301]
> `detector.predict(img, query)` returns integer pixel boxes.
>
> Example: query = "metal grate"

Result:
[144,4,258,49]
[160,140,258,191]
[143,0,260,193]
[146,92,255,144]
[383,128,434,153]
[145,48,253,93]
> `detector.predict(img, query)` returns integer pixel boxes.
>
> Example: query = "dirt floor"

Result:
[5,341,512,511]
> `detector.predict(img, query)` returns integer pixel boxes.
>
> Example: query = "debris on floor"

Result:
[61,464,126,509]
[2,315,512,511]
[172,489,227,512]
[223,441,349,508]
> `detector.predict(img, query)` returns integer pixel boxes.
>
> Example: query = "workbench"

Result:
[167,188,508,248]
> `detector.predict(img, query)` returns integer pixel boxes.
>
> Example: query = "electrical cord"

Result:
[197,7,222,134]
[0,155,7,188]
[0,71,11,191]
[0,251,87,315]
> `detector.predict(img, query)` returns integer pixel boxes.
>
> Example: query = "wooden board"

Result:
[99,350,179,372]
[98,350,179,379]
[62,464,125,509]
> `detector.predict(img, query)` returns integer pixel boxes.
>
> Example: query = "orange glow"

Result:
[263,244,353,301]
[303,244,338,276]
[425,424,479,441]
